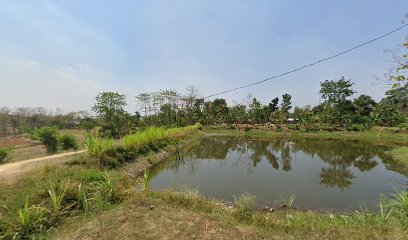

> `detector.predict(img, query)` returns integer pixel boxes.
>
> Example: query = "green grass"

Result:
[203,126,408,145]
[84,135,115,158]
[123,123,202,149]
[385,146,408,173]
[85,124,202,168]
[0,164,128,239]
[386,146,408,162]
[122,127,168,149]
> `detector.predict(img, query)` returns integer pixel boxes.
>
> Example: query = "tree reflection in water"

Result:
[149,136,394,190]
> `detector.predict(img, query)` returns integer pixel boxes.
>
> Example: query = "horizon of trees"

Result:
[2,75,406,138]
[1,40,407,137]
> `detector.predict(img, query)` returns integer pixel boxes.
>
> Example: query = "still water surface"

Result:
[149,137,407,211]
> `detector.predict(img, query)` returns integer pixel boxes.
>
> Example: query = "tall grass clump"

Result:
[85,135,115,158]
[233,192,256,222]
[383,190,408,227]
[122,124,201,150]
[12,195,49,239]
[167,123,202,136]
[122,126,168,149]
[48,181,70,216]
[280,193,296,209]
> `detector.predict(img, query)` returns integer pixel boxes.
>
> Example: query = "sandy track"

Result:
[0,150,86,182]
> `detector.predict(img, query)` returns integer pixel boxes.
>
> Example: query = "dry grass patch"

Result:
[49,197,267,240]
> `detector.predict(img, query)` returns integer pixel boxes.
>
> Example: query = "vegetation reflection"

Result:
[149,137,394,190]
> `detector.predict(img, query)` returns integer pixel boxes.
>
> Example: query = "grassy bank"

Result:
[50,187,408,240]
[385,146,408,174]
[203,126,408,145]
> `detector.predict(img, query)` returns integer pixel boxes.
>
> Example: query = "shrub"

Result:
[0,148,8,163]
[346,124,365,132]
[99,146,138,168]
[233,192,256,222]
[32,127,59,153]
[59,134,78,150]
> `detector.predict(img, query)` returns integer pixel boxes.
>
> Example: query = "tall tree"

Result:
[319,77,355,103]
[269,97,279,113]
[136,93,151,117]
[92,92,127,138]
[319,77,356,126]
[249,98,267,123]
[280,94,292,123]
[353,94,376,117]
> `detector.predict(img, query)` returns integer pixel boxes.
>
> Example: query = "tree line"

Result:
[1,41,407,138]
[0,107,98,136]
[90,75,406,138]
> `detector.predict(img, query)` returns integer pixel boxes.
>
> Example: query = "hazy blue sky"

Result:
[0,0,407,112]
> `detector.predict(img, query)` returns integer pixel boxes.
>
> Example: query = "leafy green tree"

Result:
[352,94,376,127]
[249,98,267,123]
[380,83,408,114]
[319,77,356,126]
[320,77,355,103]
[280,94,292,123]
[193,98,204,123]
[269,97,279,113]
[227,104,248,124]
[354,94,377,117]
[374,104,407,126]
[212,98,229,124]
[268,97,279,122]
[92,92,127,138]
[293,105,315,130]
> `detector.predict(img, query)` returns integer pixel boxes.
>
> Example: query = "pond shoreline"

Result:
[148,130,407,212]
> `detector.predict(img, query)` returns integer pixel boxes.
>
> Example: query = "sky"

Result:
[0,0,407,113]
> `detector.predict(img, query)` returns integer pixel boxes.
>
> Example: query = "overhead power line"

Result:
[203,23,408,99]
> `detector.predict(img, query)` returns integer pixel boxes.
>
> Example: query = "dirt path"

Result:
[0,150,86,182]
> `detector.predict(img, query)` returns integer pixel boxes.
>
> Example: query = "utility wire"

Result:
[203,23,408,99]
